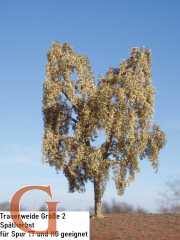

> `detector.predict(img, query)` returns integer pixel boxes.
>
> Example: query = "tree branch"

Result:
[62,82,81,114]
[69,116,77,123]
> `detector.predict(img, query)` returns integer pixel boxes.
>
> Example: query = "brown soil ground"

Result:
[89,213,180,240]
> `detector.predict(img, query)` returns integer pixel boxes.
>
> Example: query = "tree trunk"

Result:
[91,173,108,219]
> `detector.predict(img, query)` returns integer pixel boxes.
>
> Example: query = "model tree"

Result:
[41,41,167,219]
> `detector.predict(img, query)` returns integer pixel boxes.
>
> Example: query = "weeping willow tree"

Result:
[41,41,167,219]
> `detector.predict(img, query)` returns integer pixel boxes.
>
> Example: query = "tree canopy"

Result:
[41,41,167,218]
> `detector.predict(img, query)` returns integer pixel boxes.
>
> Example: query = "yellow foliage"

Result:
[41,41,167,202]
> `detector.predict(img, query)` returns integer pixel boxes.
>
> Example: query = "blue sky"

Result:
[1,0,180,214]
